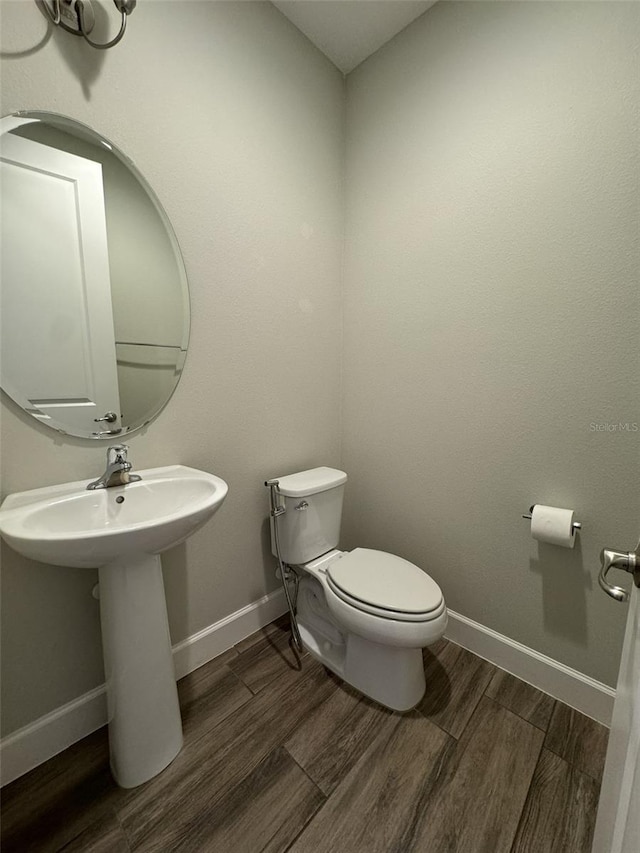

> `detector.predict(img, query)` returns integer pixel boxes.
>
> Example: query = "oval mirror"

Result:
[0,111,190,439]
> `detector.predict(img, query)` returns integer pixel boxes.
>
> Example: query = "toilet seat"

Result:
[326,548,444,623]
[326,577,446,623]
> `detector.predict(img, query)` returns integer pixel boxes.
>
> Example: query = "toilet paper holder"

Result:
[522,505,582,531]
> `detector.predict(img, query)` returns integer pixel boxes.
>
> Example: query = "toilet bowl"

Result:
[269,467,447,711]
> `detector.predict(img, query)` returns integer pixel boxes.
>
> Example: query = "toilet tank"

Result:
[270,467,347,565]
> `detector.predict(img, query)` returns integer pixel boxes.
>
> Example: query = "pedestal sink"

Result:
[0,465,228,788]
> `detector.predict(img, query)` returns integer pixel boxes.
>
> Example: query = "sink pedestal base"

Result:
[99,554,183,788]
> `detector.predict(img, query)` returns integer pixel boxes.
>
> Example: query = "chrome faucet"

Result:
[86,444,142,491]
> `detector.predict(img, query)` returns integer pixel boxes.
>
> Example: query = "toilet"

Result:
[269,467,447,711]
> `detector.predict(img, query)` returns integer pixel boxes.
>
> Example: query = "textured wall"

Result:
[0,0,344,735]
[342,0,639,686]
[2,0,638,741]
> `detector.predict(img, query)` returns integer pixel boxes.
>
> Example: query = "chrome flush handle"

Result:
[598,547,640,602]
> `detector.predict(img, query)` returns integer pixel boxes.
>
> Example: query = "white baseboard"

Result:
[445,610,615,727]
[0,686,108,790]
[171,588,287,679]
[2,597,614,787]
[0,587,287,787]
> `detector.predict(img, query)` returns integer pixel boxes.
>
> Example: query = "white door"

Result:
[1,131,121,435]
[592,542,640,853]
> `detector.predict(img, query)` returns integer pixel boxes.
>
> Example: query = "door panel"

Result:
[1,132,121,434]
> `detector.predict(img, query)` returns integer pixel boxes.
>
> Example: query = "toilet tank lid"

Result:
[275,467,347,497]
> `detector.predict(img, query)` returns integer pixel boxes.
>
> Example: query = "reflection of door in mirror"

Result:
[1,133,122,435]
[1,112,190,439]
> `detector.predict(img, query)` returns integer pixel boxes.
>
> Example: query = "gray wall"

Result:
[342,0,639,686]
[1,0,638,741]
[0,0,344,735]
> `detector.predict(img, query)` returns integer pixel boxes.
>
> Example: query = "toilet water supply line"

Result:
[265,479,304,654]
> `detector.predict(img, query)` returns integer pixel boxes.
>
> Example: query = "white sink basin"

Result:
[0,465,228,568]
[0,464,228,789]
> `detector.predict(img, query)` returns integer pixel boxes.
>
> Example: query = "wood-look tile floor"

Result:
[1,617,609,853]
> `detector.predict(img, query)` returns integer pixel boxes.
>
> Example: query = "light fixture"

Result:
[40,0,136,50]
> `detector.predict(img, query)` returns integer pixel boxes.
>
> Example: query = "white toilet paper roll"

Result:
[531,505,576,548]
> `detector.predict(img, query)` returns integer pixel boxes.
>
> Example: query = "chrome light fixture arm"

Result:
[41,0,61,25]
[77,0,133,50]
[39,0,136,50]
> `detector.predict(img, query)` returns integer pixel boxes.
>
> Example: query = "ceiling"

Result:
[272,1,437,74]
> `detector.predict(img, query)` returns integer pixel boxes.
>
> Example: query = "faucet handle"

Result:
[107,444,129,464]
